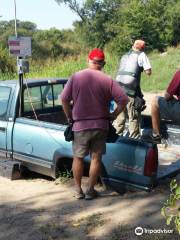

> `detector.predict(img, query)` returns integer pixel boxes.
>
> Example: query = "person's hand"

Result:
[67,117,73,124]
[164,92,171,100]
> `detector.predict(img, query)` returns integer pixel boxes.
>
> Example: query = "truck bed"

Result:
[158,144,180,180]
[24,108,67,125]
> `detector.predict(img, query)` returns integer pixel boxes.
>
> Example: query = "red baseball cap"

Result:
[88,48,105,61]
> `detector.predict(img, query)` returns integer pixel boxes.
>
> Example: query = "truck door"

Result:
[13,82,66,165]
[0,86,11,157]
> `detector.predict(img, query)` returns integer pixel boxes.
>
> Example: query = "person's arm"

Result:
[60,77,73,122]
[139,52,152,76]
[62,100,73,123]
[144,68,151,76]
[164,92,172,100]
[164,91,178,101]
[165,70,180,100]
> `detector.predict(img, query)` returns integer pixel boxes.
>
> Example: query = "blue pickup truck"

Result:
[0,79,179,191]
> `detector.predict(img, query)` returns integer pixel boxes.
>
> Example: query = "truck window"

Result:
[24,86,42,111]
[53,84,63,106]
[0,86,11,119]
[41,85,53,108]
[23,83,64,113]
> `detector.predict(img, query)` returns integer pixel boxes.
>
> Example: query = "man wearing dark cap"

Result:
[114,40,152,139]
[61,48,128,200]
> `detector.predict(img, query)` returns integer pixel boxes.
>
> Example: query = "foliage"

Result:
[32,28,70,59]
[141,46,180,92]
[0,19,79,65]
[56,0,121,48]
[0,45,15,74]
[161,179,180,234]
[1,1,179,68]
[1,46,179,93]
[32,28,81,58]
[54,169,72,184]
[55,0,180,54]
[0,20,37,48]
[105,0,180,54]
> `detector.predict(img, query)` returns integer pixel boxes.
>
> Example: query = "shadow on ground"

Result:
[0,172,179,240]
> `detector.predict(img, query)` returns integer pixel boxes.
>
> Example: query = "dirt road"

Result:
[0,174,179,240]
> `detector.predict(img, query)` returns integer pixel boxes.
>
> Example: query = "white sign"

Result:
[8,36,31,57]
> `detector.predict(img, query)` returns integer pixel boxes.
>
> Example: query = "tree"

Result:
[55,0,180,54]
[32,28,76,58]
[0,20,37,49]
[0,45,15,74]
[0,19,78,61]
[55,0,87,22]
[55,0,120,48]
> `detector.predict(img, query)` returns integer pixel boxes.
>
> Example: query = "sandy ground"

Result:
[140,91,164,115]
[0,175,179,240]
[0,92,179,240]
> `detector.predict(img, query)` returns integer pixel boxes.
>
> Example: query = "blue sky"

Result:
[0,0,80,30]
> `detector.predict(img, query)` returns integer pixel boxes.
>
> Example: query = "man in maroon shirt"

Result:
[149,70,180,143]
[61,48,128,200]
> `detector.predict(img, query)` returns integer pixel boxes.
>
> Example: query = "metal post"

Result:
[18,58,24,116]
[13,0,17,37]
[13,0,23,116]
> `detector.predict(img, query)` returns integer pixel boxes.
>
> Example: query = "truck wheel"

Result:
[55,157,73,179]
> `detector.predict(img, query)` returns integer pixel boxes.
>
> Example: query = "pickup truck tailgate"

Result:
[90,138,179,192]
[84,138,158,192]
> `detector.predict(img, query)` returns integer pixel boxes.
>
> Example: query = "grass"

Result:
[54,169,72,185]
[39,222,68,239]
[0,46,179,92]
[72,212,105,234]
[141,47,180,92]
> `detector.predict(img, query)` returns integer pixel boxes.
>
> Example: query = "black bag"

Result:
[107,122,119,143]
[64,123,74,142]
[133,96,146,112]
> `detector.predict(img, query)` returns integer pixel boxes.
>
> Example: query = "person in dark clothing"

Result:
[149,70,180,143]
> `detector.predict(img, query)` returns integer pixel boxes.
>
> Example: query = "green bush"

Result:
[161,179,180,234]
[0,46,15,74]
[54,169,72,184]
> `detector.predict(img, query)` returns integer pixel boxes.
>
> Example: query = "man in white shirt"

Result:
[114,39,152,138]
